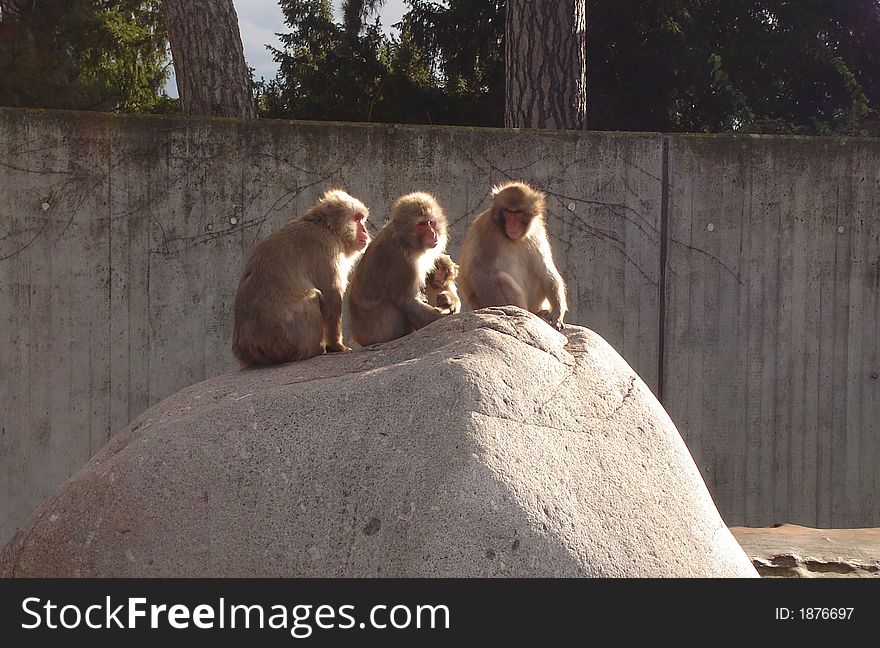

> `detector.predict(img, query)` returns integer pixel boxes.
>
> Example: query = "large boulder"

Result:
[0,307,756,577]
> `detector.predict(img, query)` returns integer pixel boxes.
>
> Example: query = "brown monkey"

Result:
[348,192,451,345]
[423,254,461,314]
[458,181,567,329]
[232,189,370,365]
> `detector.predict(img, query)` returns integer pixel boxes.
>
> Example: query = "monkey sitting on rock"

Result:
[231,189,370,365]
[458,181,567,330]
[231,181,567,367]
[348,192,454,346]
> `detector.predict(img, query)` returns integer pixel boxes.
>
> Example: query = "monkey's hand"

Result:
[537,310,564,331]
[325,342,352,353]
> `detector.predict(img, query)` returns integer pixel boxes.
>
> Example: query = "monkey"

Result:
[231,189,370,366]
[423,253,461,314]
[457,181,567,329]
[348,192,451,345]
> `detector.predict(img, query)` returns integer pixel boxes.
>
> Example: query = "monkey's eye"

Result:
[352,212,365,222]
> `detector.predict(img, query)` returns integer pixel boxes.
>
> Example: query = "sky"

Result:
[166,0,408,98]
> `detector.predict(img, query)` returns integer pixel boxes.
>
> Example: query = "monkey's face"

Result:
[427,265,447,288]
[491,182,545,241]
[438,257,458,282]
[501,208,529,240]
[390,193,448,253]
[352,211,370,251]
[317,190,371,255]
[415,218,441,250]
[494,203,533,241]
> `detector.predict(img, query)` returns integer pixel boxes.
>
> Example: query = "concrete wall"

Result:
[0,108,877,544]
[665,136,880,528]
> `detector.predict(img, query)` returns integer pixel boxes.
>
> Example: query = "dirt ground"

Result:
[730,524,880,577]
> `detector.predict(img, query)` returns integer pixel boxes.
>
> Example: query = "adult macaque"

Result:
[423,254,461,314]
[349,192,451,345]
[232,189,370,365]
[458,181,567,329]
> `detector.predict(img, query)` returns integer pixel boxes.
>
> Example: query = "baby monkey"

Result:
[423,254,461,314]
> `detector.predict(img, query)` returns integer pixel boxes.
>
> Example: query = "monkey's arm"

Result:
[318,286,349,352]
[399,295,446,329]
[541,268,567,329]
[537,239,567,329]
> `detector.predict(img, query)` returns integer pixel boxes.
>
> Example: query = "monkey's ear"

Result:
[533,191,548,214]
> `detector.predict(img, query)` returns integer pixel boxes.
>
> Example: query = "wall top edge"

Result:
[1,106,878,146]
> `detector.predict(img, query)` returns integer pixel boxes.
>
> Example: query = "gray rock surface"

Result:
[0,307,756,577]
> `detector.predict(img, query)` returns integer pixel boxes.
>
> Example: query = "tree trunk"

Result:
[504,0,587,130]
[341,0,385,38]
[164,0,255,118]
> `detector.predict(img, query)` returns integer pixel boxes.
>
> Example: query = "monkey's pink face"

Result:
[416,219,440,249]
[353,212,370,250]
[502,209,528,240]
[428,266,447,288]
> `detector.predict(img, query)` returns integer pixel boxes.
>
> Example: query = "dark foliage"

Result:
[0,0,174,112]
[265,0,879,135]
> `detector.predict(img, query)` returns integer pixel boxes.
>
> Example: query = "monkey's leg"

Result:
[352,304,410,345]
[491,270,529,309]
[279,291,325,361]
[463,267,522,309]
[318,286,350,352]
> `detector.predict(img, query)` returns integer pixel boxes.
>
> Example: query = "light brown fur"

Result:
[458,181,567,329]
[423,254,461,314]
[349,192,450,345]
[232,189,370,365]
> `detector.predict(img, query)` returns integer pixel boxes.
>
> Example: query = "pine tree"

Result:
[0,0,171,113]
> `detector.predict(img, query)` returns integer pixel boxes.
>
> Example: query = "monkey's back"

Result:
[246,221,340,290]
[232,219,337,364]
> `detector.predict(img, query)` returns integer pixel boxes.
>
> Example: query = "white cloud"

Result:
[234,0,286,28]
[237,19,284,81]
[234,0,285,82]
